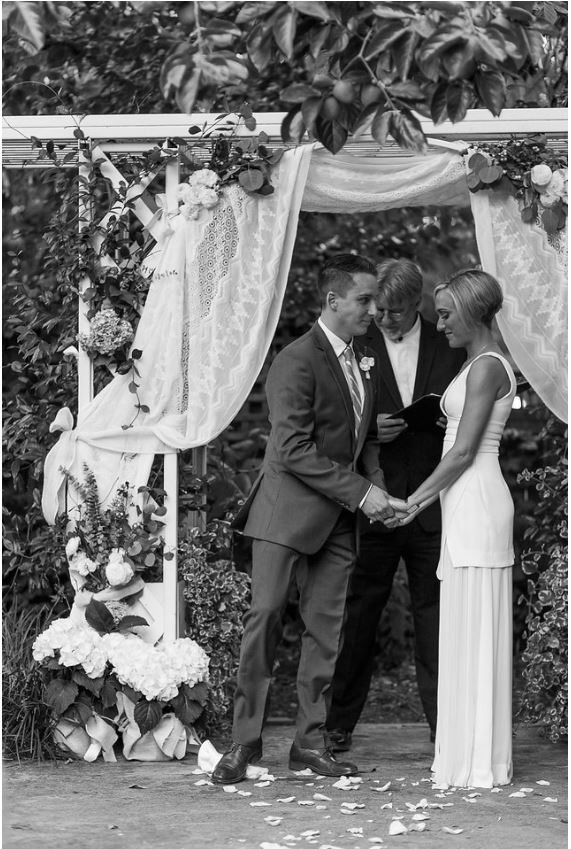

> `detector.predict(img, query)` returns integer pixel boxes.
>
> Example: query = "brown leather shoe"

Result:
[211,741,262,785]
[326,728,353,752]
[289,742,358,776]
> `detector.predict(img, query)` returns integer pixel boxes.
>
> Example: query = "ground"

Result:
[3,724,566,849]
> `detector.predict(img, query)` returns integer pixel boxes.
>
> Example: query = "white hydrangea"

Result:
[188,168,219,189]
[32,618,107,679]
[71,552,99,577]
[101,633,209,703]
[78,308,134,356]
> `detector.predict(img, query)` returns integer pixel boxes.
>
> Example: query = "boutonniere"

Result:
[359,356,375,380]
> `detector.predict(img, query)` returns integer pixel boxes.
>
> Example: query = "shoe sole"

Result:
[288,760,358,776]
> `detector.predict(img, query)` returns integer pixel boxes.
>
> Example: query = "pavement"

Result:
[3,723,567,849]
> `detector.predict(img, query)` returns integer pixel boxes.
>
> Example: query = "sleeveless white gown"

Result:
[432,352,516,789]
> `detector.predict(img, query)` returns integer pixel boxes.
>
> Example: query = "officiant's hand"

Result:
[436,415,447,430]
[377,413,407,443]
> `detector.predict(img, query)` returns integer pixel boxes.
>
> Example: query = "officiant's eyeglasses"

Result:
[376,308,404,319]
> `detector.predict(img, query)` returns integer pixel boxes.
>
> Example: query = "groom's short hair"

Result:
[318,254,376,306]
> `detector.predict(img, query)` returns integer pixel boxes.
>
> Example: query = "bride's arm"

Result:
[405,358,509,515]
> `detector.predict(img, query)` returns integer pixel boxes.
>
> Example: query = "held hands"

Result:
[361,487,416,527]
[377,413,407,443]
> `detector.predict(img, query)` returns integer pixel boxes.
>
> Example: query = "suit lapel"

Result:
[311,324,355,433]
[412,317,437,401]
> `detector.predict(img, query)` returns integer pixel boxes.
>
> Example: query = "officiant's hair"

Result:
[376,259,423,303]
[435,270,503,328]
[318,254,377,306]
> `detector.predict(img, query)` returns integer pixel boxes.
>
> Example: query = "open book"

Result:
[387,393,443,433]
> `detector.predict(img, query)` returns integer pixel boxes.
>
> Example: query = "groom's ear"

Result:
[327,290,337,310]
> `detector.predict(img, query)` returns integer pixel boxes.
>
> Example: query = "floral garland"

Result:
[32,467,210,762]
[465,134,567,236]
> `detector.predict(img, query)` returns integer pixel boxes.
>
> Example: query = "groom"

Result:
[212,254,402,784]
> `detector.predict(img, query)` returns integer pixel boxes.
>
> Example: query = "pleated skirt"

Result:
[432,546,513,789]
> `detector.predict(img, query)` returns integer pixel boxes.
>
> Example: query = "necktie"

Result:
[342,346,363,438]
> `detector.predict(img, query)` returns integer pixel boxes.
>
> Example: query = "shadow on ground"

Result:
[3,724,567,849]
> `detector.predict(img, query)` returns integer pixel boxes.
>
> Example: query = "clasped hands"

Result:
[361,485,419,528]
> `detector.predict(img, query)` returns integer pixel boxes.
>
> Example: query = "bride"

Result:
[397,269,516,788]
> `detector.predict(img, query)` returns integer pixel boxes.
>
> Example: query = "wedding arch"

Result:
[3,108,568,649]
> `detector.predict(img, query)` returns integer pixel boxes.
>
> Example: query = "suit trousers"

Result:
[232,514,356,750]
[328,520,441,734]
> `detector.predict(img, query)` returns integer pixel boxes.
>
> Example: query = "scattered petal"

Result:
[467,792,481,798]
[300,831,320,838]
[340,809,356,816]
[277,797,296,803]
[509,791,527,798]
[255,781,272,788]
[316,805,327,810]
[544,797,558,802]
[247,765,269,780]
[223,786,238,793]
[250,801,272,807]
[264,817,283,827]
[520,787,534,793]
[410,823,426,832]
[313,793,332,801]
[536,780,550,786]
[395,777,406,782]
[237,790,252,797]
[193,779,212,786]
[490,788,503,794]
[442,826,463,834]
[291,768,314,776]
[389,821,408,835]
[368,839,384,844]
[128,784,146,790]
[298,800,315,806]
[380,802,393,810]
[341,802,365,810]
[412,813,430,821]
[372,781,391,792]
[462,797,478,803]
[347,828,363,834]
[332,776,362,790]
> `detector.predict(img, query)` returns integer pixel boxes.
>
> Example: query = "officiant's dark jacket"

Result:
[365,315,465,534]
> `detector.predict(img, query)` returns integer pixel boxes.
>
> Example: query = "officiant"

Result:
[327,259,465,748]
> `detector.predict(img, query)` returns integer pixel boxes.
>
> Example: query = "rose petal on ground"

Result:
[237,791,252,797]
[520,787,534,793]
[442,826,463,834]
[389,821,408,835]
[380,802,393,810]
[222,786,238,793]
[490,788,503,793]
[250,801,272,807]
[316,805,327,810]
[300,831,320,837]
[536,780,550,786]
[368,839,384,844]
[412,813,430,821]
[462,797,478,803]
[509,791,527,798]
[260,843,290,849]
[467,792,481,798]
[341,802,365,810]
[340,809,356,816]
[247,765,269,780]
[544,797,558,802]
[255,781,272,788]
[264,817,283,826]
[194,779,212,786]
[332,776,361,790]
[313,793,332,801]
[298,800,316,806]
[347,827,363,834]
[277,797,296,803]
[410,823,426,832]
[395,777,406,782]
[291,768,314,776]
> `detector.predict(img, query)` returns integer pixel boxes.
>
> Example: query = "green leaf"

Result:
[417,25,466,64]
[388,110,427,153]
[446,80,474,123]
[72,670,105,695]
[301,95,323,135]
[272,7,297,59]
[388,81,424,101]
[475,70,506,117]
[430,82,449,124]
[478,164,504,185]
[45,678,78,716]
[542,207,561,234]
[364,21,407,60]
[291,1,331,21]
[467,151,489,172]
[85,599,116,635]
[170,681,208,724]
[371,107,392,146]
[466,172,483,191]
[101,678,119,710]
[238,169,265,192]
[133,699,163,734]
[7,0,46,53]
[314,116,347,154]
[246,22,274,72]
[281,83,321,103]
[392,30,419,80]
[115,615,149,632]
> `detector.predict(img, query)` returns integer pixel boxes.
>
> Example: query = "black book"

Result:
[387,393,443,433]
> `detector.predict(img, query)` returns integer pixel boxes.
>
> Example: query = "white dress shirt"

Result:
[381,314,421,407]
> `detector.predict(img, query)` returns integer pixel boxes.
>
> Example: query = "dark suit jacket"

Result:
[233,322,386,555]
[364,316,465,534]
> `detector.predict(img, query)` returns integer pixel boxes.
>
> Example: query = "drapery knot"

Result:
[145,193,176,242]
[49,406,75,434]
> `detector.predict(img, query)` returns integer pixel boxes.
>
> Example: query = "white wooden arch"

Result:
[3,109,568,640]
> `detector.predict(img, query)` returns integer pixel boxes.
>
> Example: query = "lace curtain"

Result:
[42,144,566,522]
[470,190,568,423]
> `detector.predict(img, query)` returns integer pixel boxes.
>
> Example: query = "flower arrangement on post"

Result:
[465,134,567,235]
[32,467,210,762]
[77,307,134,358]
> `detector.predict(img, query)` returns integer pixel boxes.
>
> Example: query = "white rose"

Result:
[72,552,98,577]
[177,183,192,203]
[106,549,134,587]
[196,186,219,208]
[530,163,553,190]
[540,169,567,207]
[189,168,219,189]
[65,536,81,559]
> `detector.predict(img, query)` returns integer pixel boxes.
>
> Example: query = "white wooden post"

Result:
[78,143,94,411]
[162,153,181,640]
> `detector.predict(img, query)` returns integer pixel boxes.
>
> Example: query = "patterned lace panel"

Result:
[487,191,567,421]
[302,148,470,211]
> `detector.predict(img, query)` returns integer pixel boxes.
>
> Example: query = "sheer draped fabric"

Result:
[42,144,567,523]
[470,190,568,423]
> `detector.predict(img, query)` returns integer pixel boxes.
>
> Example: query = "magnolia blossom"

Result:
[33,618,107,679]
[539,168,567,208]
[189,168,219,189]
[65,536,81,559]
[106,548,134,587]
[530,163,553,190]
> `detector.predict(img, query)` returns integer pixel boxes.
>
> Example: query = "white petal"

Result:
[536,780,550,786]
[313,793,332,801]
[442,826,463,834]
[389,821,408,835]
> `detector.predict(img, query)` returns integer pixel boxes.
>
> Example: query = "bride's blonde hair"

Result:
[434,269,503,328]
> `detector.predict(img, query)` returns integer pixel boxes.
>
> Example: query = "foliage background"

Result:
[2,0,567,754]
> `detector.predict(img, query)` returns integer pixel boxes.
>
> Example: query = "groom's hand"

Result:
[361,486,396,523]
